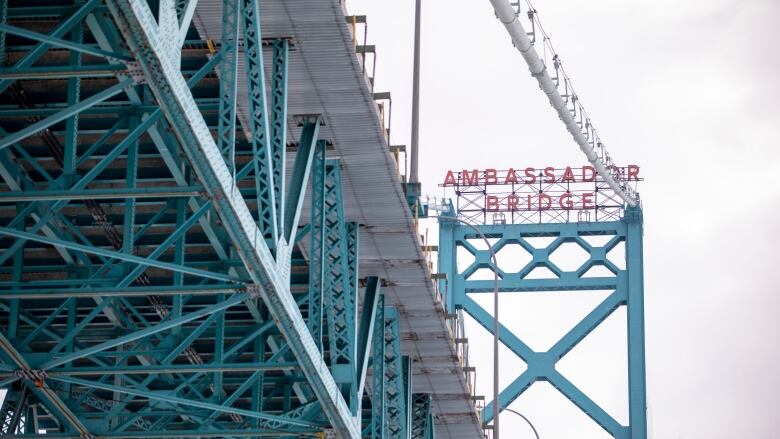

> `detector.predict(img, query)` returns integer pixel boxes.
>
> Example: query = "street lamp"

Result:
[503,407,540,439]
[434,213,500,439]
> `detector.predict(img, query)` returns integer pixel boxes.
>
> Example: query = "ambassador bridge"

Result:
[0,1,646,438]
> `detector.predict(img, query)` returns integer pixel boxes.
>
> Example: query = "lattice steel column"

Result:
[309,141,327,351]
[383,307,410,439]
[411,393,434,439]
[240,0,277,246]
[370,296,385,439]
[216,0,239,173]
[321,160,358,405]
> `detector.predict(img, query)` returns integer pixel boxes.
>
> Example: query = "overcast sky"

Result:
[347,0,780,437]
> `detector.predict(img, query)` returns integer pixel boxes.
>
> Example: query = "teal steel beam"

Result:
[0,226,240,283]
[295,224,311,244]
[462,276,620,293]
[116,200,216,286]
[0,101,221,117]
[308,140,327,351]
[0,3,374,435]
[213,291,226,402]
[96,310,285,429]
[75,115,127,167]
[0,429,321,438]
[41,362,298,376]
[0,140,82,265]
[548,290,625,360]
[241,0,277,246]
[0,77,132,150]
[411,394,433,439]
[370,295,385,439]
[0,333,91,436]
[122,113,139,265]
[0,65,125,79]
[37,292,251,371]
[381,306,408,439]
[84,12,236,275]
[356,276,381,401]
[625,206,647,438]
[320,159,358,410]
[0,0,6,68]
[439,215,646,437]
[201,369,262,426]
[461,295,535,361]
[49,376,320,429]
[0,0,100,94]
[283,119,320,244]
[37,293,251,370]
[271,39,289,235]
[105,3,359,436]
[62,22,81,179]
[175,0,198,45]
[216,0,239,174]
[0,23,131,60]
[0,127,135,262]
[0,285,241,299]
[0,302,146,401]
[171,196,185,336]
[0,186,204,202]
[403,357,413,439]
[548,370,627,437]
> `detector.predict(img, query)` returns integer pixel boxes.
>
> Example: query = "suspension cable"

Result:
[488,0,639,206]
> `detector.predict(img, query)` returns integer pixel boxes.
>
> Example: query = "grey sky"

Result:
[346,0,780,437]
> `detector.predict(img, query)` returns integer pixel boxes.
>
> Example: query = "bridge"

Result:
[0,1,646,438]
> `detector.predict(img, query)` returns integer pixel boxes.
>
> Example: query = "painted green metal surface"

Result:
[438,206,647,439]
[0,1,413,437]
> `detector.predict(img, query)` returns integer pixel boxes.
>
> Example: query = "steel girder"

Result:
[410,393,434,439]
[369,301,412,439]
[321,161,357,403]
[437,207,647,438]
[308,154,363,417]
[0,1,381,437]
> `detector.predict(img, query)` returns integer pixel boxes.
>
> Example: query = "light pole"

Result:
[435,214,500,439]
[410,0,421,184]
[503,407,540,439]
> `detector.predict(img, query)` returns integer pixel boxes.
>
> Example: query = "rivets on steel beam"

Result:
[245,283,261,299]
[124,60,146,84]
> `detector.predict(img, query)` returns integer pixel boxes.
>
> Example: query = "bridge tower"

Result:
[437,196,647,438]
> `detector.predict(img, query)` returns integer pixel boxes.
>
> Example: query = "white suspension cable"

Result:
[488,0,639,206]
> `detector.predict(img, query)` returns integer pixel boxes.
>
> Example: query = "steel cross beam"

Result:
[0,333,91,436]
[103,2,360,437]
[437,208,647,438]
[0,226,239,283]
[0,186,204,202]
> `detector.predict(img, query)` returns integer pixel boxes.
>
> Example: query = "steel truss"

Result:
[438,206,647,438]
[367,296,416,439]
[0,1,425,438]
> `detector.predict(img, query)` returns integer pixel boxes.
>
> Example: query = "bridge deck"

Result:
[193,0,482,437]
